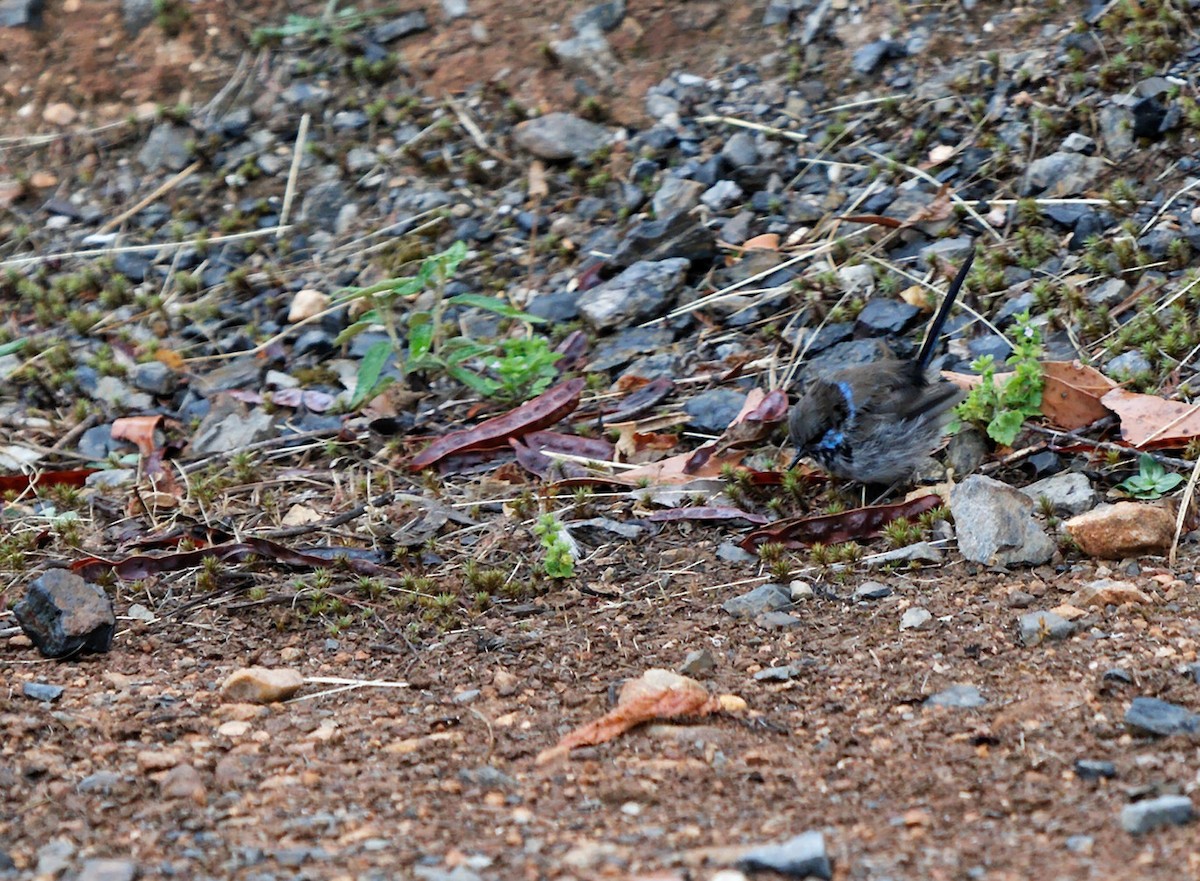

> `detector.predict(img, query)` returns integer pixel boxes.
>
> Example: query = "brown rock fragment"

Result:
[1064,502,1175,559]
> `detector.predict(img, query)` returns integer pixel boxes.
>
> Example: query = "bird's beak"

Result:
[787,450,804,470]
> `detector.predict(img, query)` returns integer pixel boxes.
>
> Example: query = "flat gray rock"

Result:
[1121,795,1195,835]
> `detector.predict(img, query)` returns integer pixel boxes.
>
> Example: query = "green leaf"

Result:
[406,313,434,365]
[446,293,546,323]
[986,409,1025,446]
[444,364,501,396]
[349,341,394,410]
[1138,453,1165,481]
[0,339,28,357]
[334,321,372,346]
[439,337,494,364]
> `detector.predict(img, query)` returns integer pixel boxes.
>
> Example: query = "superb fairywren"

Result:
[787,245,976,484]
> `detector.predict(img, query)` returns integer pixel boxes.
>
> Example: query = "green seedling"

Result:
[1116,454,1184,499]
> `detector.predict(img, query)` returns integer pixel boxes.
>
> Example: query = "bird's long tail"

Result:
[914,243,976,371]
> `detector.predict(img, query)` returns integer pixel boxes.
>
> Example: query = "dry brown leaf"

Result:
[1040,361,1116,430]
[1101,387,1200,447]
[741,233,780,251]
[536,669,721,765]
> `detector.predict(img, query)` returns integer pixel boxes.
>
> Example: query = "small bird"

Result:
[787,245,976,484]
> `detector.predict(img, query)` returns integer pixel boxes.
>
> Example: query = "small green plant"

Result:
[337,241,552,407]
[1116,454,1184,499]
[533,513,575,579]
[955,312,1044,445]
[488,337,561,400]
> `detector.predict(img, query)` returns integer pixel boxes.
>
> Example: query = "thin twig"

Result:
[278,113,310,236]
[1170,454,1200,566]
[98,160,203,234]
[0,226,292,271]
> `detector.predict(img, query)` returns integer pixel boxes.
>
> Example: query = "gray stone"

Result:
[551,26,616,83]
[441,0,469,19]
[189,398,276,456]
[754,665,798,682]
[900,607,932,630]
[131,361,178,396]
[611,211,716,268]
[120,0,151,33]
[1124,696,1200,737]
[680,649,715,677]
[738,830,831,879]
[572,0,624,33]
[1074,759,1116,780]
[1019,472,1098,516]
[372,10,428,42]
[577,258,689,331]
[853,40,904,75]
[682,388,747,433]
[1099,102,1136,158]
[722,583,792,618]
[757,611,804,629]
[700,180,743,211]
[951,475,1055,566]
[35,839,76,878]
[652,176,706,219]
[138,123,193,172]
[856,298,921,335]
[1121,795,1195,835]
[1024,152,1106,196]
[1085,277,1130,308]
[925,684,986,708]
[1061,132,1096,154]
[513,113,610,161]
[1108,350,1153,378]
[299,180,347,232]
[721,131,759,168]
[13,569,116,658]
[77,859,138,881]
[21,682,64,702]
[854,581,892,600]
[1019,610,1077,646]
[945,427,988,477]
[77,771,123,794]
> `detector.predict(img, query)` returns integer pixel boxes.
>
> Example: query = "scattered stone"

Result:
[1065,502,1176,559]
[136,749,181,772]
[299,180,348,231]
[925,684,986,709]
[1073,759,1116,780]
[852,40,904,75]
[34,839,76,878]
[682,388,747,432]
[754,665,798,682]
[77,859,138,881]
[577,258,689,330]
[1124,696,1200,737]
[652,176,707,219]
[1107,350,1153,378]
[42,102,78,126]
[900,607,932,631]
[722,583,792,618]
[757,611,803,629]
[789,580,814,601]
[864,541,944,566]
[160,763,206,804]
[680,649,715,677]
[1,0,44,28]
[1085,277,1130,308]
[1121,795,1195,835]
[372,10,428,41]
[288,288,331,323]
[13,569,116,658]
[853,581,892,601]
[1019,472,1097,516]
[220,666,305,703]
[573,0,624,33]
[189,396,277,456]
[700,180,743,211]
[77,771,123,794]
[1024,152,1106,196]
[137,123,193,172]
[1068,578,1152,609]
[130,361,178,396]
[513,113,611,161]
[1019,610,1077,646]
[951,475,1056,566]
[21,681,64,702]
[738,830,831,880]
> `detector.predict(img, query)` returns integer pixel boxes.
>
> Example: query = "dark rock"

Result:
[120,0,152,33]
[292,329,335,358]
[800,339,892,380]
[78,424,125,460]
[1019,610,1077,646]
[372,10,428,42]
[856,298,921,335]
[1132,96,1168,139]
[573,0,624,33]
[611,211,716,268]
[299,181,347,232]
[1103,668,1134,684]
[13,569,116,658]
[853,581,892,600]
[1124,696,1200,737]
[853,40,905,75]
[589,326,673,371]
[1074,759,1116,780]
[131,361,179,396]
[526,289,579,322]
[738,830,832,879]
[683,388,747,433]
[651,176,707,218]
[112,251,153,283]
[21,682,64,702]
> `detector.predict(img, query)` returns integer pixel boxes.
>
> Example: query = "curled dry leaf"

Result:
[740,493,942,551]
[536,669,723,765]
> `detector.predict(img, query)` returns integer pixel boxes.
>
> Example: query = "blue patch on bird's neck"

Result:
[816,427,845,451]
[835,380,856,418]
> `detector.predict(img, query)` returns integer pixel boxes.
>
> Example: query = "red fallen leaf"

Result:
[713,388,789,453]
[740,494,943,551]
[511,430,615,479]
[1101,387,1200,448]
[647,506,770,524]
[1040,361,1116,430]
[618,445,747,484]
[575,262,606,292]
[601,376,675,422]
[536,669,722,765]
[838,213,904,229]
[73,537,399,581]
[409,379,587,471]
[0,468,99,493]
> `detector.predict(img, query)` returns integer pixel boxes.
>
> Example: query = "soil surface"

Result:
[3,1,1200,880]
